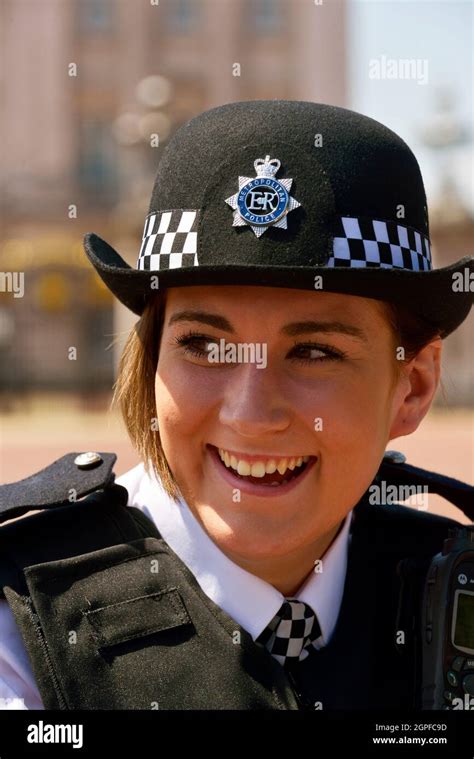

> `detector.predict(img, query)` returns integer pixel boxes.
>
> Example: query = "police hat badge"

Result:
[225,155,301,237]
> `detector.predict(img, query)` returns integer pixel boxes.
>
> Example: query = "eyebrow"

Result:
[167,310,368,342]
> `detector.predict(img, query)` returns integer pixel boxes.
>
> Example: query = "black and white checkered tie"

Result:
[256,599,322,668]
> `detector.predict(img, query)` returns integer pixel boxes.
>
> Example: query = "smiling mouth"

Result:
[207,444,315,487]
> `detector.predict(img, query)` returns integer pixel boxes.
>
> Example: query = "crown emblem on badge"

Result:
[225,155,301,238]
[254,156,280,178]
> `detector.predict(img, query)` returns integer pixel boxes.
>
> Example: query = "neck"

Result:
[225,520,344,597]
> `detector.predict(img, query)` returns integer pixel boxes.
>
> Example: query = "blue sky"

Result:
[348,0,473,211]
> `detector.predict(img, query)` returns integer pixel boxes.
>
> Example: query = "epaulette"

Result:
[0,451,117,524]
[376,450,473,520]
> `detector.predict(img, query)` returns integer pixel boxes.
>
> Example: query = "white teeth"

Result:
[217,447,311,478]
[250,462,266,478]
[237,460,251,476]
[276,459,289,475]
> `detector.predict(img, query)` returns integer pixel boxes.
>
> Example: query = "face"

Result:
[154,286,407,563]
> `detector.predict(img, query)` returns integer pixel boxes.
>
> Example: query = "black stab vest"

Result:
[0,481,462,711]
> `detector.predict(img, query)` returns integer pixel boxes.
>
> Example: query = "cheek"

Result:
[299,365,391,425]
[303,364,395,475]
[281,373,393,517]
[153,369,203,494]
[154,364,219,472]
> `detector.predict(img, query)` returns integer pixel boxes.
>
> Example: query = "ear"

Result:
[388,338,442,440]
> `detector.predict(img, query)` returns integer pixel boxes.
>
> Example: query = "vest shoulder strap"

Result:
[0,456,160,599]
[378,451,474,519]
[0,451,118,523]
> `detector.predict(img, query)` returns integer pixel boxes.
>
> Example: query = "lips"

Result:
[207,444,317,493]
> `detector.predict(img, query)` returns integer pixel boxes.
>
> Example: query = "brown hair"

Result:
[382,302,442,364]
[112,292,181,500]
[112,292,442,500]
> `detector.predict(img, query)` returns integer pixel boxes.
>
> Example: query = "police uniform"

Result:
[0,101,473,711]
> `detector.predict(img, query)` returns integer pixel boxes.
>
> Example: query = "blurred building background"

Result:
[0,0,472,515]
[0,0,348,398]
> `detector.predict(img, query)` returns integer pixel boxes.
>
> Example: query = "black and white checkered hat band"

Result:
[137,211,431,273]
[137,209,199,271]
[327,216,432,271]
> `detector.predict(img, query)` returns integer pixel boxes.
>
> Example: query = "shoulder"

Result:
[0,452,161,524]
[367,499,460,530]
[0,451,118,524]
[0,453,161,594]
[354,449,473,560]
[354,498,462,562]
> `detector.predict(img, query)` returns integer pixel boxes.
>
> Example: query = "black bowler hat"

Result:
[83,100,473,337]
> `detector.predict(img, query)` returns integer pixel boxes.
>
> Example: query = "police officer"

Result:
[0,100,473,711]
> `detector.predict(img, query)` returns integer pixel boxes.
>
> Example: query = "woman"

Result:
[0,100,472,711]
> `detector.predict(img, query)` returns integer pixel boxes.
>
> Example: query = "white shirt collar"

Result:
[117,463,352,647]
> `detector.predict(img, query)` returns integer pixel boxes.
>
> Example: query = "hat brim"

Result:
[84,232,473,338]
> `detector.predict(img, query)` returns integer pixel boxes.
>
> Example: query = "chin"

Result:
[200,508,305,559]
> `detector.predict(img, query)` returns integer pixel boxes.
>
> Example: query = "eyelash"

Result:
[173,331,346,364]
[289,340,345,364]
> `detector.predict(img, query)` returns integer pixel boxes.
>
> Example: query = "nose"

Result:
[218,362,291,437]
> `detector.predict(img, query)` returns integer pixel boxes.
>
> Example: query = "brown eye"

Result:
[174,332,216,359]
[289,342,345,365]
